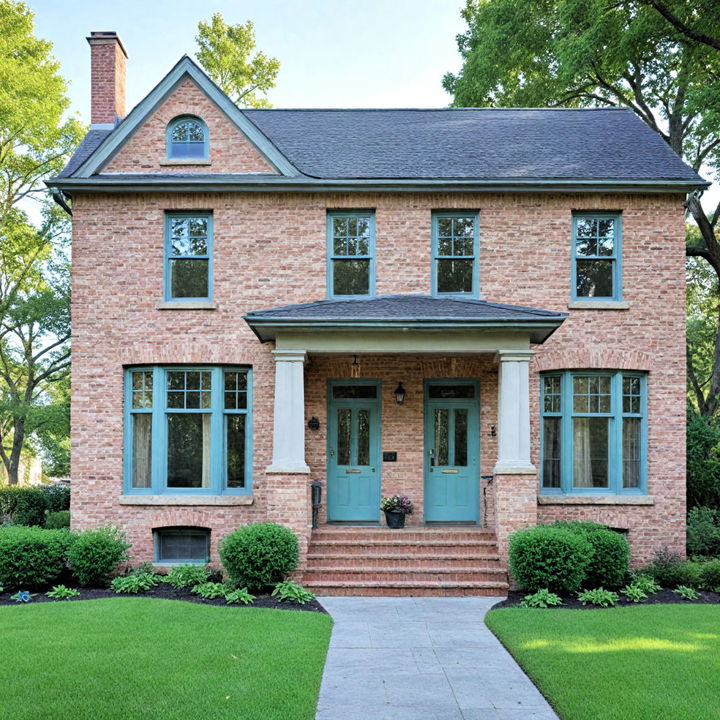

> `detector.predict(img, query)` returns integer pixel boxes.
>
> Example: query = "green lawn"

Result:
[0,598,332,720]
[487,605,720,720]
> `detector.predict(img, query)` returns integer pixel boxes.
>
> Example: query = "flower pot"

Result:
[384,511,406,529]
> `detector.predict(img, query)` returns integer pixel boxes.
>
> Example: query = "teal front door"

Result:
[327,381,381,522]
[424,381,480,523]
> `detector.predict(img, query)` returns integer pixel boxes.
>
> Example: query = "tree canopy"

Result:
[195,13,280,108]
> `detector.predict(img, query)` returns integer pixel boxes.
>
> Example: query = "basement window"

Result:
[154,527,210,564]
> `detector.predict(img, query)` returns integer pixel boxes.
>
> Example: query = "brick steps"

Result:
[303,525,508,597]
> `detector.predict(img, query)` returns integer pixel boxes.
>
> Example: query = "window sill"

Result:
[159,158,212,166]
[567,300,631,310]
[538,495,653,506]
[120,495,253,506]
[155,300,217,310]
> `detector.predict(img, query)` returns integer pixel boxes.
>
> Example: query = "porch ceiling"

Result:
[244,294,566,350]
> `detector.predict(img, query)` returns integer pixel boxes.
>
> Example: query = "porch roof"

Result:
[244,294,566,345]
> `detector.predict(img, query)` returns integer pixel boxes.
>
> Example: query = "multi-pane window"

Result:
[432,212,479,296]
[165,213,212,300]
[572,214,622,300]
[124,367,251,494]
[154,527,210,564]
[167,116,208,159]
[327,212,375,297]
[540,370,646,494]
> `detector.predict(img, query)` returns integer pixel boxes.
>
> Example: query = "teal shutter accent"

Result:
[539,370,646,495]
[571,213,623,301]
[431,211,480,298]
[163,212,214,301]
[124,366,252,496]
[326,211,376,299]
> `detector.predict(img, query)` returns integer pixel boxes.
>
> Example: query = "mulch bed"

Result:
[494,588,720,610]
[0,583,328,614]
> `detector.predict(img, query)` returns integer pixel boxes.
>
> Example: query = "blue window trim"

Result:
[123,365,253,496]
[153,526,210,565]
[431,211,480,298]
[326,210,376,299]
[163,211,214,301]
[571,212,623,301]
[166,115,209,160]
[539,370,647,495]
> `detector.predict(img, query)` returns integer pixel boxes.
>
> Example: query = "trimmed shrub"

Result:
[0,526,71,590]
[554,521,630,588]
[42,485,71,513]
[67,527,130,587]
[219,522,299,591]
[45,510,70,529]
[11,488,48,527]
[687,507,720,557]
[645,548,702,588]
[698,559,720,592]
[508,525,592,594]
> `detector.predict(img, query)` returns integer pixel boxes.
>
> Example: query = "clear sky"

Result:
[27,0,466,122]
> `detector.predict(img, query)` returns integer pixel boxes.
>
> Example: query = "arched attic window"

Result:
[166,115,209,160]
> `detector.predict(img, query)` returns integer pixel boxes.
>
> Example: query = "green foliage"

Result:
[46,584,79,600]
[224,587,255,605]
[9,487,47,526]
[578,587,619,607]
[686,413,720,508]
[628,574,661,595]
[0,526,69,590]
[44,510,69,529]
[195,13,279,107]
[645,548,702,588]
[687,506,720,556]
[165,564,211,589]
[518,588,563,608]
[41,484,70,512]
[219,522,299,591]
[674,585,699,600]
[110,572,158,594]
[508,525,592,594]
[191,582,228,600]
[272,580,316,605]
[621,584,648,603]
[553,521,630,588]
[67,527,130,587]
[697,559,720,592]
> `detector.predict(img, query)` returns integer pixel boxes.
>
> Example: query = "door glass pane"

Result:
[170,258,209,298]
[623,417,641,488]
[337,408,351,465]
[131,413,152,488]
[226,415,246,488]
[454,409,468,466]
[542,417,561,488]
[357,409,370,466]
[428,385,475,399]
[167,413,211,488]
[434,409,449,466]
[437,258,473,293]
[575,260,613,297]
[332,385,377,399]
[573,417,609,488]
[333,259,369,295]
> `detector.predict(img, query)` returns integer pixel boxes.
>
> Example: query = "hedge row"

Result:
[0,486,70,527]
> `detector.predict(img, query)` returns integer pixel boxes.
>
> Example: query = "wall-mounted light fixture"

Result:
[308,417,320,431]
[490,424,497,437]
[350,354,360,378]
[394,382,406,405]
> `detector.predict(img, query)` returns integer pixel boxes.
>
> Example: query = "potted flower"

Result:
[380,495,413,529]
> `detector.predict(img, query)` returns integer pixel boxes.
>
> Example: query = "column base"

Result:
[493,462,536,475]
[266,463,311,474]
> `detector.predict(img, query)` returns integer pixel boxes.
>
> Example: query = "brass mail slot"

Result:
[441,469,459,474]
[345,468,362,474]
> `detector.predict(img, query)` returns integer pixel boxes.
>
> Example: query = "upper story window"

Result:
[572,213,622,300]
[540,370,646,495]
[164,212,213,301]
[166,116,209,159]
[327,211,375,298]
[124,366,251,495]
[432,212,479,297]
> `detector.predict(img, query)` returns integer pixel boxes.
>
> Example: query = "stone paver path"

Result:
[316,597,558,720]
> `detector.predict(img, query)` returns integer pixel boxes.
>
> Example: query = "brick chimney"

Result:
[86,31,128,125]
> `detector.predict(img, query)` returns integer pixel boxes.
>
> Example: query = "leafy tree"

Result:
[0,1,82,484]
[444,0,720,413]
[195,13,280,108]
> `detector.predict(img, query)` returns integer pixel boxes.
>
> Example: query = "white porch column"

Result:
[267,349,310,474]
[494,349,536,474]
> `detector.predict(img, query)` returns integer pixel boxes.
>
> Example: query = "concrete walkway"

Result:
[316,597,558,720]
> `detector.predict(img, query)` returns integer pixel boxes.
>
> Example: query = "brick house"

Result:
[48,33,707,595]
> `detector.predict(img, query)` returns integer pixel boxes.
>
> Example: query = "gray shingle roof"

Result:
[243,108,700,181]
[244,294,566,344]
[58,128,113,178]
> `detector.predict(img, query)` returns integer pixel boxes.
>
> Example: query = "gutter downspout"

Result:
[51,189,72,216]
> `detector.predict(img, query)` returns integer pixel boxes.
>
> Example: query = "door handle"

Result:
[329,449,335,457]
